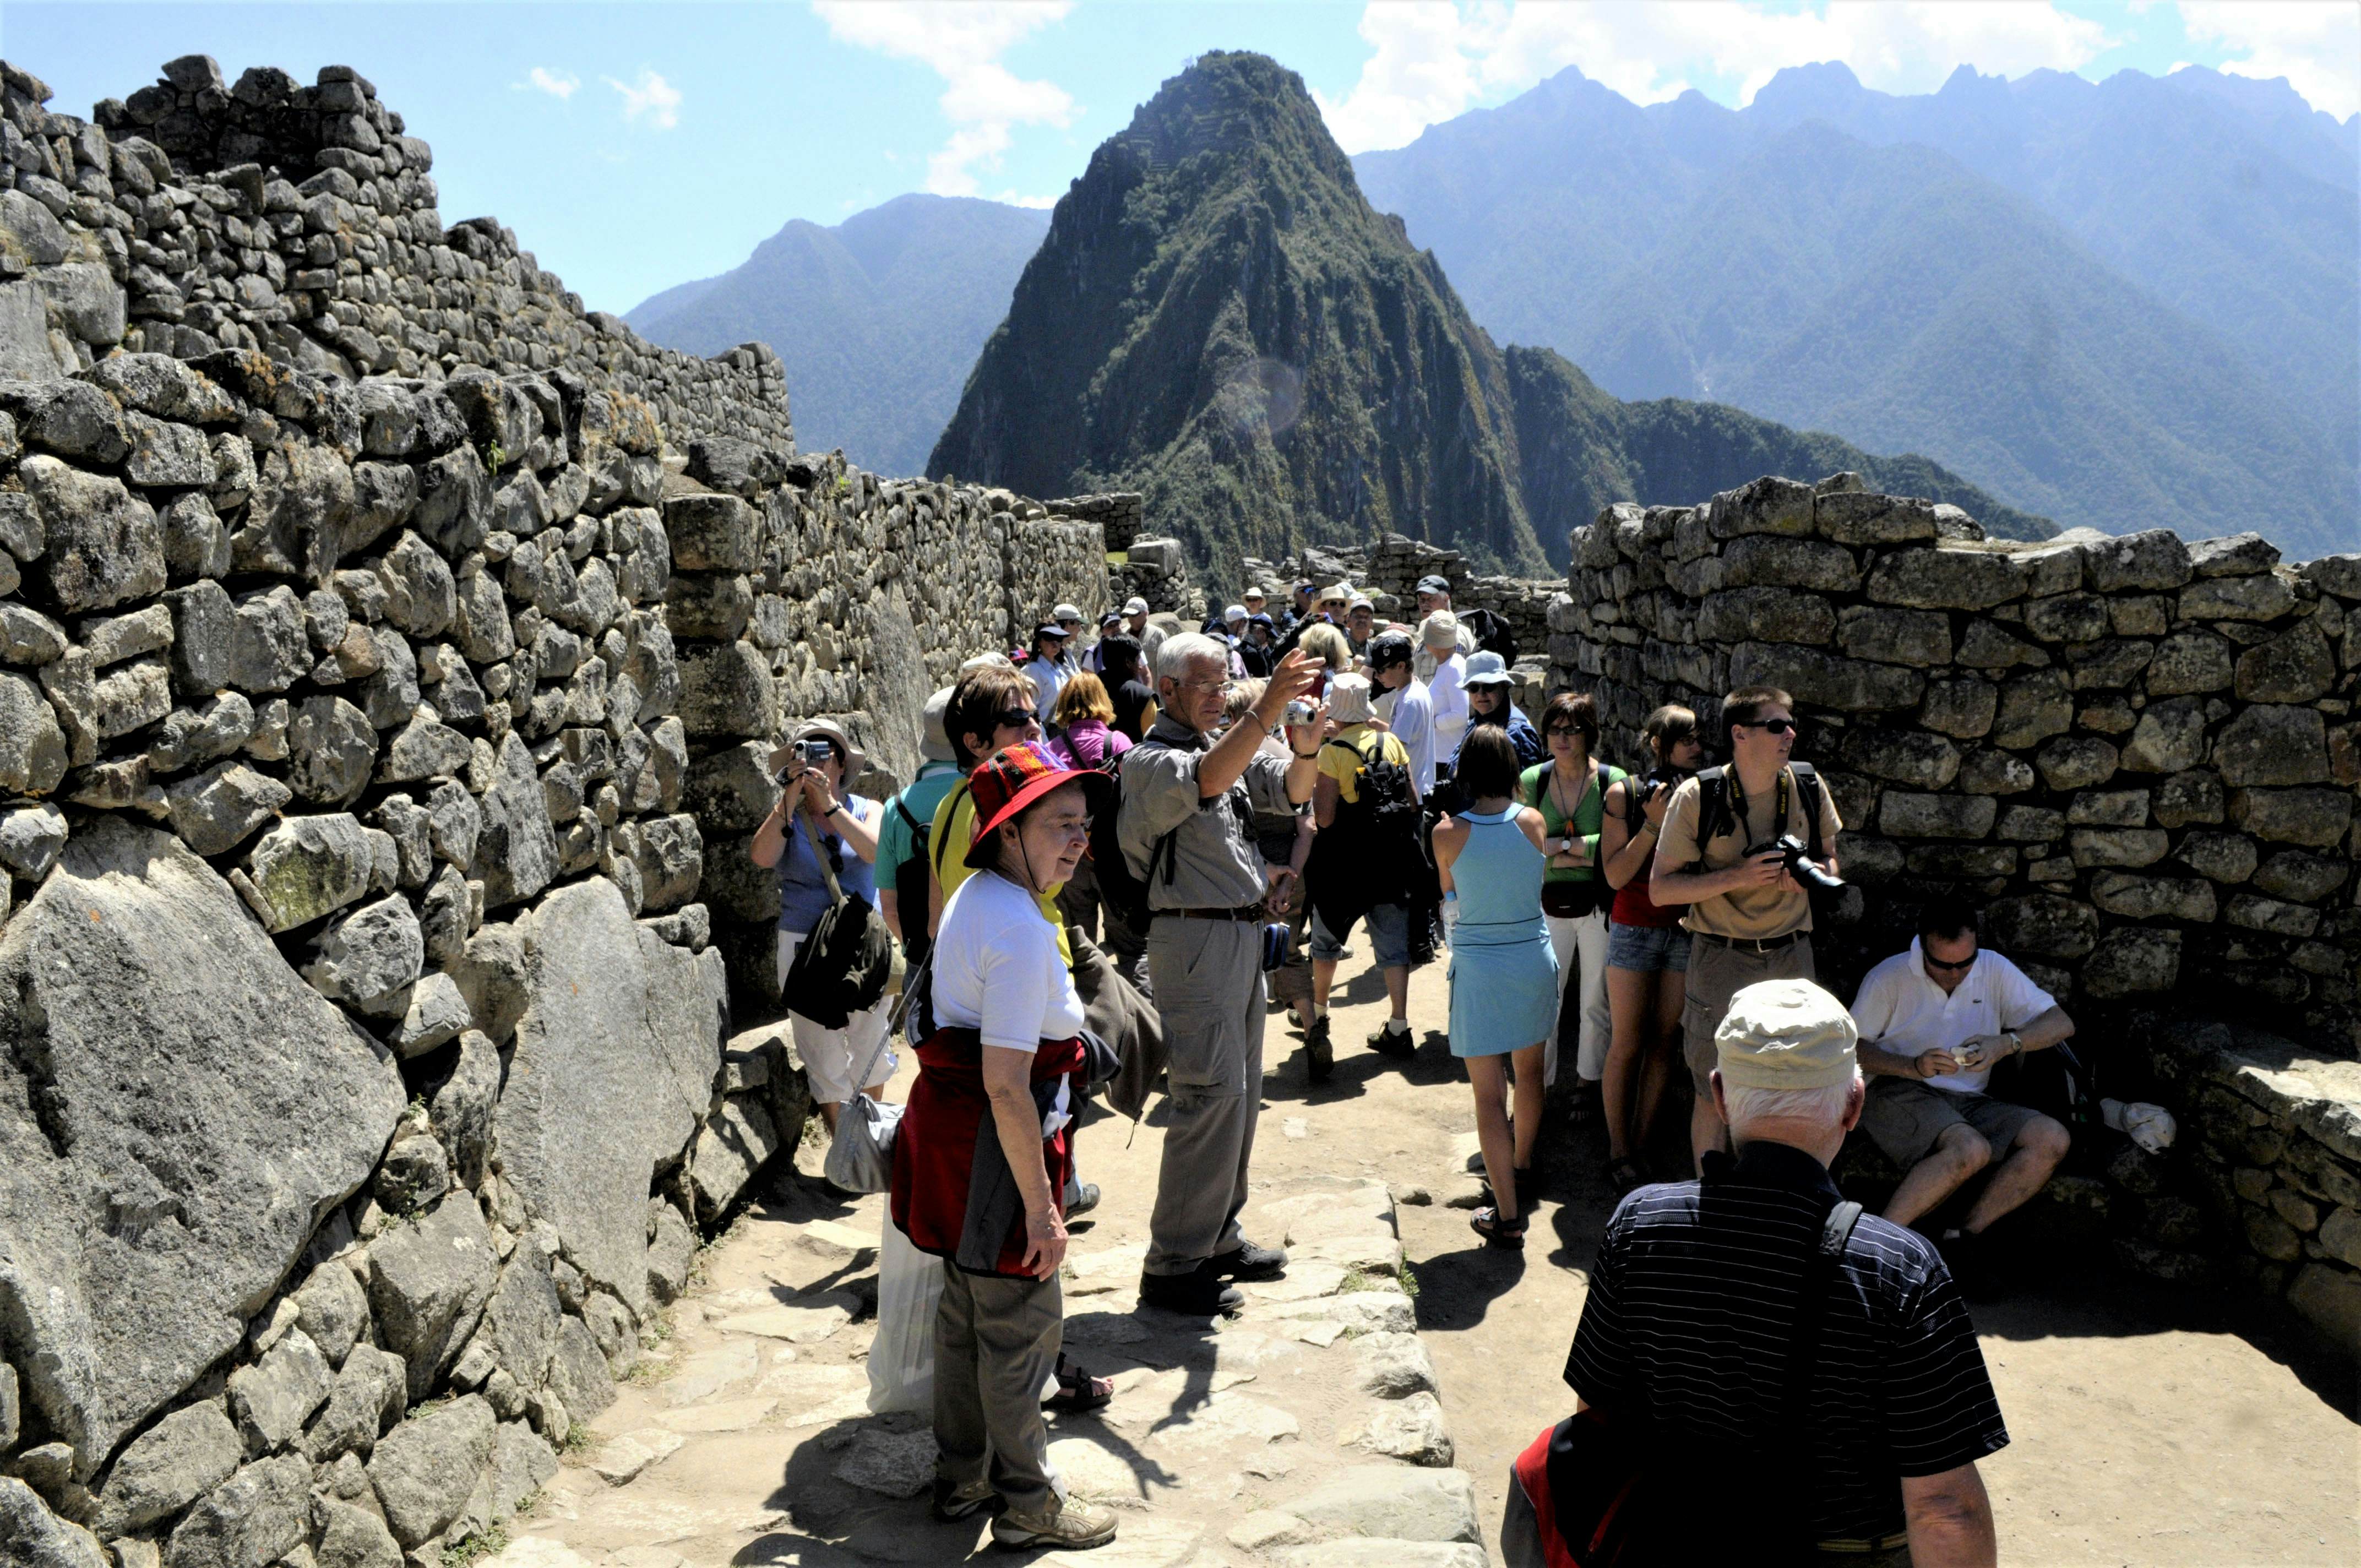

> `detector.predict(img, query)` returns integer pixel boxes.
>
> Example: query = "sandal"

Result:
[1469,1206,1528,1249]
[1608,1158,1645,1197]
[1043,1353,1114,1413]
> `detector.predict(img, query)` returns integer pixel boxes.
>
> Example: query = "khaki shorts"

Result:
[1862,1078,2048,1169]
[1681,932,1815,1092]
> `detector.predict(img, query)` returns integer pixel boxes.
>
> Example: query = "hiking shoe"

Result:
[1065,1182,1101,1218]
[1138,1266,1244,1317]
[1304,1015,1334,1082]
[1368,1020,1416,1058]
[933,1478,1002,1522]
[991,1495,1118,1551]
[1209,1239,1287,1281]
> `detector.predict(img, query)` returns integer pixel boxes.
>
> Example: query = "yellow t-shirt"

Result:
[1653,767,1843,940]
[931,780,1073,966]
[1318,722,1411,805]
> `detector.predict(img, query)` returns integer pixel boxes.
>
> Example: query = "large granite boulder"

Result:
[492,876,725,1313]
[0,818,405,1477]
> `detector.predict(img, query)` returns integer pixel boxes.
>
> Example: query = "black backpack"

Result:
[1325,729,1421,849]
[1462,606,1517,665]
[1688,761,1826,866]
[1092,740,1178,932]
[891,793,933,966]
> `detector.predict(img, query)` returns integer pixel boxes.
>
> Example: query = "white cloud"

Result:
[812,0,1076,194]
[998,190,1060,209]
[515,67,580,100]
[1315,1,2117,153]
[605,69,681,130]
[2179,1,2360,118]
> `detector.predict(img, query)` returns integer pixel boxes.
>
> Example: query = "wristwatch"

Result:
[2003,1030,2022,1056]
[824,800,847,818]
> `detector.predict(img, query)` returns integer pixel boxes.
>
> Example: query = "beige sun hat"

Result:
[1420,609,1461,650]
[766,716,866,782]
[1715,979,1859,1090]
[920,685,956,764]
[1327,672,1377,725]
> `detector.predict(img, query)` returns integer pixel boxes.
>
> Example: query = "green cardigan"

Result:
[1520,760,1626,885]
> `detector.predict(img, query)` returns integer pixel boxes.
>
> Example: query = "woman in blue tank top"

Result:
[1432,726,1563,1248]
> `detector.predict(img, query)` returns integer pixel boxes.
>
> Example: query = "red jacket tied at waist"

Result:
[891,1025,1084,1278]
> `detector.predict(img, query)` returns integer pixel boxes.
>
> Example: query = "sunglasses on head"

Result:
[1742,717,1801,736]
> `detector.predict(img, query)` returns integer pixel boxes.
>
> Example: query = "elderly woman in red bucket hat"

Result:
[891,741,1122,1552]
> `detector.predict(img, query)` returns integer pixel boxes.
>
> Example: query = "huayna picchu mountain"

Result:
[929,52,2048,582]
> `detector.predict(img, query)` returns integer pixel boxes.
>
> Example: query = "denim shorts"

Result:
[1310,900,1412,968]
[1604,920,1691,973]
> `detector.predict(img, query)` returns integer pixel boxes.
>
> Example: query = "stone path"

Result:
[487,1146,1484,1567]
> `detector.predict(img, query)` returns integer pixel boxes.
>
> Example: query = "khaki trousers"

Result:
[1680,933,1816,1092]
[1144,915,1265,1276]
[933,1263,1063,1514]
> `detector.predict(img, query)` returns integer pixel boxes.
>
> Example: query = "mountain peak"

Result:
[1750,59,1867,117]
[1115,51,1339,175]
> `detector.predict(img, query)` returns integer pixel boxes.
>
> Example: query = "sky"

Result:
[5,1,2354,315]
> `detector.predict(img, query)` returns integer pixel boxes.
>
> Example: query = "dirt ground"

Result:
[507,943,2360,1567]
[1259,950,2361,1566]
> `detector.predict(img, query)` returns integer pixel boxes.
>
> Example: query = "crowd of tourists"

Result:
[746,580,2070,1564]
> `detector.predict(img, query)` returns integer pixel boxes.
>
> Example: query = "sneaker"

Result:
[1368,1020,1415,1058]
[1138,1266,1244,1317]
[1209,1239,1288,1280]
[933,1478,1002,1522]
[1065,1182,1101,1218]
[1304,1015,1334,1082]
[991,1495,1119,1551]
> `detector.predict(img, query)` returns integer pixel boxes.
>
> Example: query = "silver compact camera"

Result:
[1283,699,1317,725]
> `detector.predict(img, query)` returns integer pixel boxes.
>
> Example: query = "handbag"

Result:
[823,947,932,1194]
[782,811,893,1030]
[1504,1196,1864,1566]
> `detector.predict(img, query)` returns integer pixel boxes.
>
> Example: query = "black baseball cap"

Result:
[1415,574,1451,596]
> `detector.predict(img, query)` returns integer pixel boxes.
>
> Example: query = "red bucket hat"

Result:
[964,742,1116,869]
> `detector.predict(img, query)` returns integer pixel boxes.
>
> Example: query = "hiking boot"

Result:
[1304,1014,1334,1081]
[1065,1182,1101,1218]
[1209,1239,1287,1280]
[933,1478,1002,1522]
[1368,1019,1415,1058]
[991,1495,1119,1551]
[1138,1265,1244,1317]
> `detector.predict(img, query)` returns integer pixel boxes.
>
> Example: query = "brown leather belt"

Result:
[1691,928,1807,954]
[1158,906,1264,923]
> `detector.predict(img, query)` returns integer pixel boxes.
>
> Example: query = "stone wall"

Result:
[1,56,791,449]
[1552,473,2361,1053]
[0,53,1113,1568]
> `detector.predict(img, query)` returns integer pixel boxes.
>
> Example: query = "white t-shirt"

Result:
[1377,676,1436,796]
[1849,940,2057,1095]
[933,869,1084,1131]
[1426,652,1468,759]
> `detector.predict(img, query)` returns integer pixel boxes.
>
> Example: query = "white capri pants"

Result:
[1543,909,1611,1087]
[778,930,897,1104]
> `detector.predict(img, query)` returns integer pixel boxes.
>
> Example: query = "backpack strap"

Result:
[931,778,971,881]
[1788,761,1826,864]
[894,793,925,838]
[1688,765,1731,872]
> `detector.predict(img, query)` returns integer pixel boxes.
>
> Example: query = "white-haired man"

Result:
[1543,979,2005,1568]
[1119,633,1323,1316]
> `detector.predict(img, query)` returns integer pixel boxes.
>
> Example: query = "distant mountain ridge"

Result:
[930,52,2049,582]
[1355,62,2359,559]
[625,194,1049,477]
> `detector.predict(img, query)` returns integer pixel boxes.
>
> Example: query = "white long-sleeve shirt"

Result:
[1376,676,1437,796]
[1426,652,1468,765]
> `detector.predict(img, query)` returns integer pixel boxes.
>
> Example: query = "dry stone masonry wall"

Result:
[0,53,1112,1568]
[1546,472,2361,1348]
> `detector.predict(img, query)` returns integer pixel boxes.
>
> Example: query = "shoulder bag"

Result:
[824,946,933,1194]
[782,808,894,1030]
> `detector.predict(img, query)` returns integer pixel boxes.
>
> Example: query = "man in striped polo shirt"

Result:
[1559,979,2005,1566]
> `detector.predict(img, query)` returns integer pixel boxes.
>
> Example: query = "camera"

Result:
[1283,698,1317,725]
[1747,833,1845,892]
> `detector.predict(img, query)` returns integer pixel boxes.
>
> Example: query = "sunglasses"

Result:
[1924,949,1977,972]
[1740,718,1802,737]
[993,710,1037,731]
[1545,725,1592,738]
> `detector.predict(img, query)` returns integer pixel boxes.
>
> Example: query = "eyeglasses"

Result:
[1740,718,1801,737]
[1923,949,1977,972]
[1171,677,1227,695]
[1545,725,1590,739]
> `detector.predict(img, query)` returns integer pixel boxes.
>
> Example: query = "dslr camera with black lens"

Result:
[1748,833,1844,892]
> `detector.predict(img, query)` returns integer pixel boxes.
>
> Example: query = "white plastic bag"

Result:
[867,1213,943,1414]
[2102,1097,2178,1155]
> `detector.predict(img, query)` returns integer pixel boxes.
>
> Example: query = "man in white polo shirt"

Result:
[1852,895,2076,1281]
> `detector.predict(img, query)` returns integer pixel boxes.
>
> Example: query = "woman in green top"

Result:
[1519,692,1625,1121]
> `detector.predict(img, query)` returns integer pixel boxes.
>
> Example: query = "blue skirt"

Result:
[1448,923,1560,1057]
